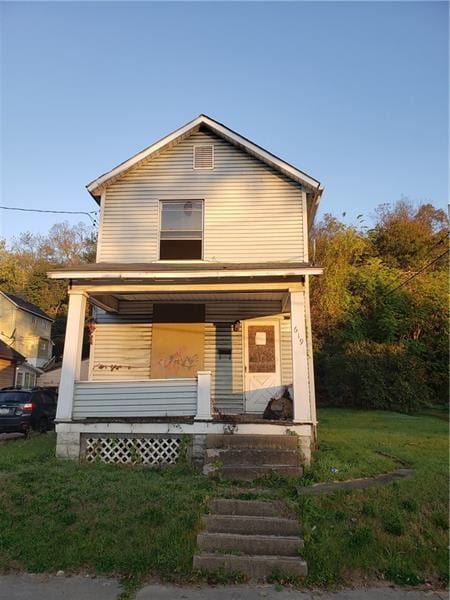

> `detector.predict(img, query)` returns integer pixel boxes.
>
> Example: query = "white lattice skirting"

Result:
[83,436,182,465]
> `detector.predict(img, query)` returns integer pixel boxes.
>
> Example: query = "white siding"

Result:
[98,130,306,263]
[90,303,153,381]
[73,379,197,418]
[89,300,293,415]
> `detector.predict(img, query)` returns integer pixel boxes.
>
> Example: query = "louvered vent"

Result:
[193,144,214,170]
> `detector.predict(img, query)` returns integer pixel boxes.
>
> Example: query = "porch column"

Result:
[195,371,212,421]
[56,291,87,421]
[290,290,312,423]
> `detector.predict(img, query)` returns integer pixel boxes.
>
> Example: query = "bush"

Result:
[316,341,433,413]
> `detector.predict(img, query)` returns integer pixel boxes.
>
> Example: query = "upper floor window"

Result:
[193,145,214,170]
[159,200,203,260]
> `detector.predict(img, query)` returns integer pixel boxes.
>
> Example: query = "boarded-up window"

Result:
[247,325,276,373]
[151,304,205,379]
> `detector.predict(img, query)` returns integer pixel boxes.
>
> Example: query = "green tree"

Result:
[1,221,97,359]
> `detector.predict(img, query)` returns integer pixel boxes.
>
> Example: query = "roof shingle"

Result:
[1,292,53,321]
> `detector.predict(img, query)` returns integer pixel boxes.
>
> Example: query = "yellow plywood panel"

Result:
[151,323,204,379]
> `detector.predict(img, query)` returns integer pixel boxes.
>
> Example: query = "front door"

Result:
[244,320,282,414]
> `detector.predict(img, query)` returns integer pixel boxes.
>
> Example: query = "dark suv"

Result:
[0,388,57,434]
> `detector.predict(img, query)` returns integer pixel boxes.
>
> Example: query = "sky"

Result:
[1,1,448,241]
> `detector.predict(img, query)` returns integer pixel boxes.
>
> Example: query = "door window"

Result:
[247,325,276,373]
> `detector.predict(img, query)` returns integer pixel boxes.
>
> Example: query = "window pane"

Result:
[248,325,276,373]
[161,201,202,233]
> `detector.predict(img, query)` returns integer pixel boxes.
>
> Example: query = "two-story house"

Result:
[49,115,323,475]
[0,292,54,387]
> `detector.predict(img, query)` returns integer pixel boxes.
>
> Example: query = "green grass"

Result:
[0,409,448,589]
[294,409,449,587]
[0,434,212,583]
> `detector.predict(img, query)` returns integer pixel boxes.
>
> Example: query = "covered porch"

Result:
[50,264,319,465]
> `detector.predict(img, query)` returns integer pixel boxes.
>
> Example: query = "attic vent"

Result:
[193,145,214,170]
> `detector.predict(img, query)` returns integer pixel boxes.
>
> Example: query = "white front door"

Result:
[244,320,282,414]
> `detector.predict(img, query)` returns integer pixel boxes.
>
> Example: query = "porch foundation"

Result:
[56,431,81,460]
[55,420,314,467]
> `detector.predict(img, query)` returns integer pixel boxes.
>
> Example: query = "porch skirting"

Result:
[55,420,315,466]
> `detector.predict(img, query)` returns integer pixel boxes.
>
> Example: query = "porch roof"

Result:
[48,261,322,280]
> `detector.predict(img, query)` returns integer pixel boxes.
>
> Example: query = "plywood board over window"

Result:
[151,304,205,379]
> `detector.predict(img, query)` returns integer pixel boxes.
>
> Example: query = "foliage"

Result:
[311,199,448,411]
[0,222,96,359]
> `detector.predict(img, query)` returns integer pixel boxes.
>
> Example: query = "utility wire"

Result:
[383,248,449,297]
[411,231,449,264]
[0,206,98,225]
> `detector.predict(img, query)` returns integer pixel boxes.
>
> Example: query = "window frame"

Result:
[158,199,204,261]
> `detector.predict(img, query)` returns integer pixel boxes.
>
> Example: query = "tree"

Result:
[311,202,448,411]
[1,221,97,359]
[369,200,448,269]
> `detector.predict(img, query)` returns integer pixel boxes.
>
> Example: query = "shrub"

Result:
[316,341,433,413]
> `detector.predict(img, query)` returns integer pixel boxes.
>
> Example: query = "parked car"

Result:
[0,387,57,434]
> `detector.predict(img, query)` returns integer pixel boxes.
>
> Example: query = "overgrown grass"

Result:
[0,409,448,589]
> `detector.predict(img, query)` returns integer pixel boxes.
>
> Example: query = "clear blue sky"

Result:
[1,1,448,241]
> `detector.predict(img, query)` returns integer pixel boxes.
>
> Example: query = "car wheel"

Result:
[38,417,48,434]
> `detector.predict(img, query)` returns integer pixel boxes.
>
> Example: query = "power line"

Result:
[0,206,98,225]
[413,231,449,263]
[384,248,449,297]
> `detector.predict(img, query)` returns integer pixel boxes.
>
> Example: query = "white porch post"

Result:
[56,291,87,421]
[195,370,212,421]
[290,290,312,423]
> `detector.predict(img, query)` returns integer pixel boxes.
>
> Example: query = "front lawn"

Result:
[295,409,449,587]
[0,434,212,583]
[0,409,447,590]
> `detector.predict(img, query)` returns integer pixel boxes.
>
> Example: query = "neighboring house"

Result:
[0,291,54,387]
[49,114,324,470]
[37,359,89,389]
[0,340,25,388]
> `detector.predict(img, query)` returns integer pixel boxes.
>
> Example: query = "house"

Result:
[37,359,90,389]
[0,292,54,387]
[0,340,25,388]
[48,114,324,472]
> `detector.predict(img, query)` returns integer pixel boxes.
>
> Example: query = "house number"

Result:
[293,326,304,345]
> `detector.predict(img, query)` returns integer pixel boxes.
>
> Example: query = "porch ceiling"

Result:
[114,292,285,302]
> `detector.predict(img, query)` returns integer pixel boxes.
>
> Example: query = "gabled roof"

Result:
[87,114,324,217]
[0,292,53,322]
[0,339,25,363]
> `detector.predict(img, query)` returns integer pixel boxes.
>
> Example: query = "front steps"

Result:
[193,498,307,581]
[203,434,303,481]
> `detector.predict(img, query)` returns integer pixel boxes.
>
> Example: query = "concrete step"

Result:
[205,448,300,467]
[206,434,298,450]
[209,499,287,517]
[193,553,307,580]
[213,465,303,481]
[197,532,303,556]
[202,514,301,536]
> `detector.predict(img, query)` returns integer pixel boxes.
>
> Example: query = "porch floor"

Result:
[70,415,294,425]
